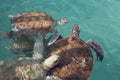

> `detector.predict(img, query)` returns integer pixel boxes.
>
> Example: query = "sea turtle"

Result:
[1,29,51,58]
[0,29,61,80]
[47,25,104,80]
[0,54,60,80]
[10,11,68,46]
[0,30,61,80]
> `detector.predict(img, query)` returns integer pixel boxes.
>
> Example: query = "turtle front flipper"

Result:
[47,30,60,46]
[86,39,104,62]
[1,31,17,39]
[32,33,44,59]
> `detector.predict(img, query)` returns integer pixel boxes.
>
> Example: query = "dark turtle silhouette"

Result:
[48,25,104,80]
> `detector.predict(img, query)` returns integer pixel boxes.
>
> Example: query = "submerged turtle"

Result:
[0,32,62,80]
[10,11,68,46]
[0,54,60,80]
[1,29,50,59]
[0,27,62,80]
[48,25,104,80]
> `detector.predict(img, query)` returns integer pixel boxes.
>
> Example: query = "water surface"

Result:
[0,0,120,80]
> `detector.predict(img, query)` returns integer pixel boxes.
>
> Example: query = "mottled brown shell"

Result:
[11,12,56,33]
[48,37,93,80]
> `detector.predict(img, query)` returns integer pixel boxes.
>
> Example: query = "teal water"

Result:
[0,0,120,80]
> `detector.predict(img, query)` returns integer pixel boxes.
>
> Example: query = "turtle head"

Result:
[42,55,60,70]
[72,24,80,39]
[57,19,68,25]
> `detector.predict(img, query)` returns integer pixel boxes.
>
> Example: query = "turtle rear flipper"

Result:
[86,39,104,62]
[47,30,60,46]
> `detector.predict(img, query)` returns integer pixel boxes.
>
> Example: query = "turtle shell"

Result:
[11,12,56,33]
[48,37,93,80]
[0,57,47,80]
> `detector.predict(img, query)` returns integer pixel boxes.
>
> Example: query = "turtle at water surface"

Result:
[48,25,104,80]
[10,11,68,46]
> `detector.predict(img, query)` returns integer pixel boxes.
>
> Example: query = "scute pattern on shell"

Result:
[16,63,46,80]
[48,38,93,80]
[0,57,46,80]
[11,12,56,33]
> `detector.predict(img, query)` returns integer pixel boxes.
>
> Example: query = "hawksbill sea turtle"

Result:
[9,11,68,46]
[47,24,104,80]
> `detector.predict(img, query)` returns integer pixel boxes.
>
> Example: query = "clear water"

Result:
[0,0,120,80]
